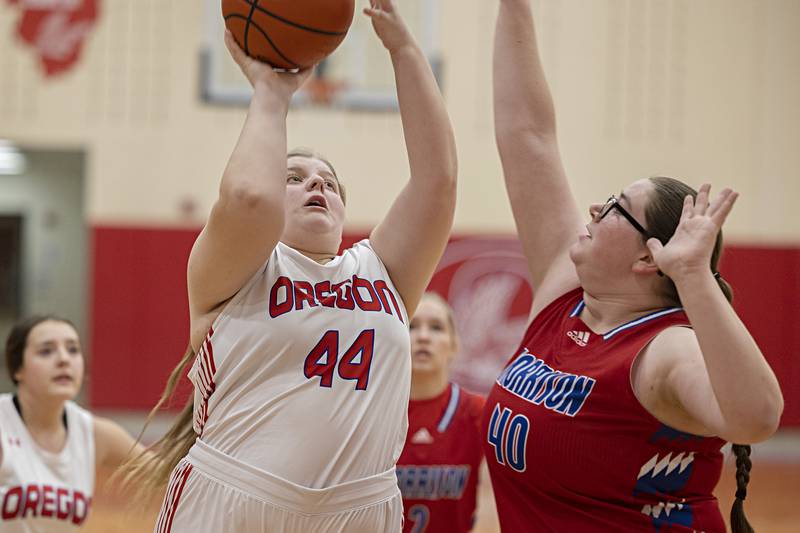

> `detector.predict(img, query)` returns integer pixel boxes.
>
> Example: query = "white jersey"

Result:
[188,239,411,489]
[0,394,95,532]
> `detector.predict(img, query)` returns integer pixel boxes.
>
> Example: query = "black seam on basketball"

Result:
[225,14,299,68]
[240,0,347,36]
[243,0,259,56]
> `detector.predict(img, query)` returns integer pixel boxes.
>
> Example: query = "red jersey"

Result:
[397,383,485,533]
[482,289,726,533]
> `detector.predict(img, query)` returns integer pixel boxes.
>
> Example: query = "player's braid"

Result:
[730,444,755,533]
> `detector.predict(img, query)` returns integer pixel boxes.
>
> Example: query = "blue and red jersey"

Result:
[482,288,726,532]
[397,383,485,533]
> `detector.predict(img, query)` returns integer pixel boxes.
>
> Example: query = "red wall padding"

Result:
[90,227,199,410]
[89,226,800,426]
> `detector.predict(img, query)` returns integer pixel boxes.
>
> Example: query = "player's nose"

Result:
[305,175,325,191]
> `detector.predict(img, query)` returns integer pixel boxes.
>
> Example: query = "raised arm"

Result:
[494,0,584,316]
[643,186,783,443]
[187,32,311,344]
[365,0,457,315]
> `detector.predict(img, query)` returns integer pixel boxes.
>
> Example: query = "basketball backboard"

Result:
[201,0,442,110]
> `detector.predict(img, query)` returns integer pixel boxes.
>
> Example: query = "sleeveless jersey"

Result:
[0,394,95,532]
[397,383,485,533]
[188,240,411,488]
[482,289,727,533]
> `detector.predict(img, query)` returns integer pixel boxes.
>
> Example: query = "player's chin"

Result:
[567,241,586,263]
[410,359,438,373]
[48,382,80,399]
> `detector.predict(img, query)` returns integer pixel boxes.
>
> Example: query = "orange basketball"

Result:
[222,0,355,69]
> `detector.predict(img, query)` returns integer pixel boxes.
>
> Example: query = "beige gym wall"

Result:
[1,0,798,241]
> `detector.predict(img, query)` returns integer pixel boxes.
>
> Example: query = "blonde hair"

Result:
[114,346,197,504]
[418,291,458,345]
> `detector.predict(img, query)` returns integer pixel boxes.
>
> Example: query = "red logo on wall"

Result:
[6,0,99,77]
[431,237,533,394]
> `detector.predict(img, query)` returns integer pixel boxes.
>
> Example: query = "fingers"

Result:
[363,0,395,18]
[694,183,711,216]
[709,189,739,226]
[363,6,385,18]
[646,237,664,256]
[370,0,395,12]
[681,194,694,220]
[224,30,247,65]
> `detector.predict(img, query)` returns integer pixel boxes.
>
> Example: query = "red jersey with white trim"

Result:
[0,394,95,532]
[482,289,727,533]
[397,383,484,533]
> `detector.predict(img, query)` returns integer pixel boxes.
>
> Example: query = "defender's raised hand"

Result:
[646,184,739,281]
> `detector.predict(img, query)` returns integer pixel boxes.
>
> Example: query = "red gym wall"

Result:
[89,226,800,427]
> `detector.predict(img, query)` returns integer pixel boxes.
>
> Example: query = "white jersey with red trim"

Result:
[0,394,95,532]
[188,239,411,489]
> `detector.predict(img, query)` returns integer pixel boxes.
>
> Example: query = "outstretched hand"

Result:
[646,184,739,281]
[363,0,414,54]
[224,30,313,102]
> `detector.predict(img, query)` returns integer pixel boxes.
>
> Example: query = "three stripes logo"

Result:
[567,330,590,346]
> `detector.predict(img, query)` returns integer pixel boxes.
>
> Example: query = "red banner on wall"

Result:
[6,0,99,77]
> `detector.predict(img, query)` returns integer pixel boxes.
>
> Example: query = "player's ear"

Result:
[632,252,659,276]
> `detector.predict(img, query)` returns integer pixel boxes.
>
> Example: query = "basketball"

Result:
[221,0,355,69]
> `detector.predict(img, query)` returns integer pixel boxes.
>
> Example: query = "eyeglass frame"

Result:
[596,195,650,239]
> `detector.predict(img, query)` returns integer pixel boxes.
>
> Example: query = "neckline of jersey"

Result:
[569,299,684,340]
[278,240,348,268]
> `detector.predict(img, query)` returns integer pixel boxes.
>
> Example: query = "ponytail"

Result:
[113,345,197,505]
[730,444,755,533]
[715,272,734,304]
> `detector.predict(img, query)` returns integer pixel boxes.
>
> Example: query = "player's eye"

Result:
[288,174,303,183]
[324,180,336,190]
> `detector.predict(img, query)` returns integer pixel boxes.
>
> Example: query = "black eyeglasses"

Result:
[597,196,649,238]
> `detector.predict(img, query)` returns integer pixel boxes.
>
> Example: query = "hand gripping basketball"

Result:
[224,30,313,98]
[222,0,355,69]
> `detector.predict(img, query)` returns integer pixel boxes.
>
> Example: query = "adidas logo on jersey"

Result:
[567,330,590,346]
[411,427,434,444]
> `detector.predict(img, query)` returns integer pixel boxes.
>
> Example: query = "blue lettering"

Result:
[497,353,596,418]
[556,375,596,416]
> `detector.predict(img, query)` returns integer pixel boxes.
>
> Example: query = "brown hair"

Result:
[730,444,755,533]
[114,345,196,504]
[645,177,751,533]
[287,147,347,204]
[5,315,78,386]
[645,176,733,306]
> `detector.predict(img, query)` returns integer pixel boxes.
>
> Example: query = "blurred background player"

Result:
[1,315,144,531]
[397,292,488,533]
[120,0,457,531]
[484,1,784,532]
